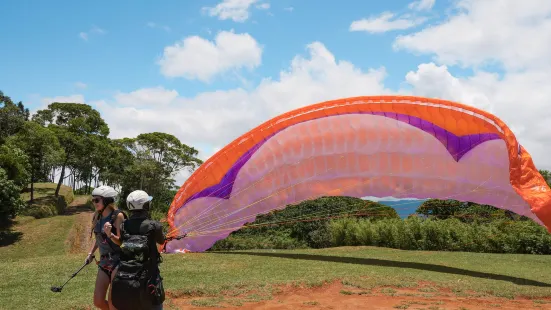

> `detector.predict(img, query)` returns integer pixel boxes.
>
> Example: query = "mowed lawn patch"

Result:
[19,182,74,204]
[3,247,551,309]
[2,208,551,310]
[161,247,551,300]
[0,215,75,262]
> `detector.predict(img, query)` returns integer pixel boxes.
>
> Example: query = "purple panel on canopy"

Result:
[181,112,501,207]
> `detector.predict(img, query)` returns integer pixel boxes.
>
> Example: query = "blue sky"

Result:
[1,0,447,108]
[2,0,550,185]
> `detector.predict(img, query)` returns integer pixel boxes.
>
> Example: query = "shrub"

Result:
[326,217,551,254]
[0,168,25,223]
[22,195,67,219]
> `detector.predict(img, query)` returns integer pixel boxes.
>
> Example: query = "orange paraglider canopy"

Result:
[165,95,551,253]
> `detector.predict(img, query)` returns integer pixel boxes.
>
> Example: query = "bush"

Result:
[327,217,551,254]
[22,195,67,219]
[24,205,57,219]
[0,168,25,223]
[204,196,551,254]
[210,228,308,251]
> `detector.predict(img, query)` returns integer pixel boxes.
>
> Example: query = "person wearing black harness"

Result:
[111,190,165,310]
[86,185,125,310]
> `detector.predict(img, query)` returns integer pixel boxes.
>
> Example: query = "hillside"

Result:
[20,182,74,204]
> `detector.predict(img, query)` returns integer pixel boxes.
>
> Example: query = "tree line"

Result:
[0,90,202,223]
[1,88,550,232]
[211,196,551,254]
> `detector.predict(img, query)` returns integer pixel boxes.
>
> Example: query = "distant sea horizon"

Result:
[363,197,426,218]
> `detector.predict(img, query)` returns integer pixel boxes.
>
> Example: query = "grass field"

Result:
[20,182,74,204]
[1,198,551,309]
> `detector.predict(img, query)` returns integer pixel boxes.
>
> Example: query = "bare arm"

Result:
[86,237,98,263]
[154,223,165,245]
[88,242,98,254]
[107,212,125,246]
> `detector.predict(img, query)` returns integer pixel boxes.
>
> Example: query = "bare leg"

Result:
[93,268,110,310]
[108,267,119,310]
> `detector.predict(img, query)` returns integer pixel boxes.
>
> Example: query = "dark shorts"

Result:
[98,254,120,279]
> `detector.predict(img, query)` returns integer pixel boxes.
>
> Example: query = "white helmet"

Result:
[126,190,153,210]
[91,185,118,198]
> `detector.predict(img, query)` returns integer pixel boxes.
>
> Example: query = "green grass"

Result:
[20,182,74,205]
[0,215,75,262]
[2,208,551,309]
[3,247,551,309]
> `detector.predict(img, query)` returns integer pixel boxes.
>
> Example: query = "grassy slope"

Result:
[20,182,75,204]
[1,194,551,309]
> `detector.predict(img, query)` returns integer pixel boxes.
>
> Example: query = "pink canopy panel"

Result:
[165,96,551,253]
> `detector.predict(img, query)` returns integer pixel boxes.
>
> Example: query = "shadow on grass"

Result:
[212,251,551,287]
[0,230,23,247]
[62,204,92,216]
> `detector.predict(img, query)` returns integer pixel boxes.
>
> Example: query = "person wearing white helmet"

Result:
[111,190,165,310]
[86,185,126,310]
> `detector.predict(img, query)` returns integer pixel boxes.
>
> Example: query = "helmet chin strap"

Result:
[95,197,108,214]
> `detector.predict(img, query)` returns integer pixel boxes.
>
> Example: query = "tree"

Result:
[415,199,464,218]
[539,170,551,188]
[0,143,30,188]
[33,102,109,197]
[0,168,26,224]
[117,132,202,209]
[415,199,520,222]
[9,122,61,201]
[0,91,29,144]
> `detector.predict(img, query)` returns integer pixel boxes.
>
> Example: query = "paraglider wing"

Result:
[165,96,551,253]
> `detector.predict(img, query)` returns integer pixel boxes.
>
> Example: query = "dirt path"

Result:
[65,196,95,254]
[167,281,551,310]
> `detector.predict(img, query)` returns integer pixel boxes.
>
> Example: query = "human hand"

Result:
[85,253,94,264]
[103,222,112,236]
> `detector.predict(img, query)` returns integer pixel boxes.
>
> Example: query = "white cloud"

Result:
[403,62,551,171]
[32,94,86,115]
[74,82,87,89]
[350,0,435,34]
[146,22,171,32]
[42,95,85,106]
[393,0,551,71]
[79,25,105,41]
[284,7,294,12]
[50,2,551,190]
[403,63,495,113]
[203,0,261,22]
[363,196,424,202]
[91,42,391,184]
[114,87,180,106]
[408,0,435,11]
[388,0,551,171]
[157,30,263,82]
[256,3,270,10]
[350,12,427,33]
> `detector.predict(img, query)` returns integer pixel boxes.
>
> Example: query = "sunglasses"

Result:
[92,198,102,204]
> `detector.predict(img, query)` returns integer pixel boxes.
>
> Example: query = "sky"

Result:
[1,0,551,187]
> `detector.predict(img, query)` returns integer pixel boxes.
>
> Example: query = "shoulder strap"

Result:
[110,210,120,224]
[145,220,161,278]
[110,210,129,232]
